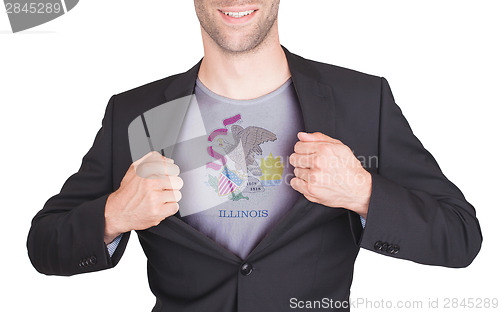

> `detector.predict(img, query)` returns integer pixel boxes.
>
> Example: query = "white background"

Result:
[1,0,499,311]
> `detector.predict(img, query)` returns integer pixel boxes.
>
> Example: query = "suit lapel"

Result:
[162,60,201,102]
[156,46,338,261]
[283,46,336,136]
[247,47,338,258]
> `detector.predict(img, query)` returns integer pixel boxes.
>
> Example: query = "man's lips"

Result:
[218,8,258,24]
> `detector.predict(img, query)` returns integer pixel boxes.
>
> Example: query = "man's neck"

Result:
[197,31,291,100]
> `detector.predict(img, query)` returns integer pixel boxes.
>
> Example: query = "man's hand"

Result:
[289,132,372,219]
[103,151,184,244]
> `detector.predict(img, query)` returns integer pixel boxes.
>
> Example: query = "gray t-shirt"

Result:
[173,77,305,259]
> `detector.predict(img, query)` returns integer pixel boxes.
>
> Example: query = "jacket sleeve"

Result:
[27,95,130,276]
[351,77,482,268]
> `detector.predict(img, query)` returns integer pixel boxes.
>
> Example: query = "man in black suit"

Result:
[27,1,482,311]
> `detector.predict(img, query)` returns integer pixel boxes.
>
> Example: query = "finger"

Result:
[160,176,184,190]
[293,167,311,182]
[290,176,305,192]
[161,202,180,217]
[294,141,328,154]
[289,153,316,168]
[144,155,174,165]
[158,190,182,203]
[290,177,312,196]
[290,177,319,203]
[165,163,180,176]
[133,151,160,167]
[145,162,180,177]
[136,162,180,178]
[294,140,346,155]
[134,151,174,168]
[297,132,342,144]
[142,152,175,166]
[126,152,159,182]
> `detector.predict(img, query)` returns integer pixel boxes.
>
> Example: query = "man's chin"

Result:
[216,36,266,55]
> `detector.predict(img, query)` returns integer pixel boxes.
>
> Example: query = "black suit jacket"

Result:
[27,46,482,311]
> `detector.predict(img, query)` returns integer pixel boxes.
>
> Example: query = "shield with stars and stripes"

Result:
[218,166,244,196]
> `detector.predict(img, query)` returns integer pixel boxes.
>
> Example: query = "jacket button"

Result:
[374,241,383,250]
[89,256,97,265]
[381,242,389,252]
[240,263,253,276]
[79,258,87,267]
[393,244,400,254]
[387,244,395,254]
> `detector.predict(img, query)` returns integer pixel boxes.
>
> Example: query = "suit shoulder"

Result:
[296,53,382,86]
[113,73,181,103]
[106,70,191,126]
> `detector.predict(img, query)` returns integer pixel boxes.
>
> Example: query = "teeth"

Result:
[222,10,255,18]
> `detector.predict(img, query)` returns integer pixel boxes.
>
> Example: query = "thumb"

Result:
[297,132,341,144]
[133,151,160,167]
[132,151,173,168]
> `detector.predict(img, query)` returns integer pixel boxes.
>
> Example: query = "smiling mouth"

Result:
[219,9,257,18]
